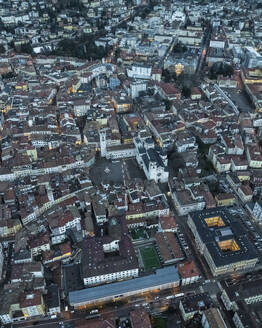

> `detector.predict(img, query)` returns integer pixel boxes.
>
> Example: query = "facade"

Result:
[81,235,139,286]
[134,135,169,183]
[106,144,136,160]
[127,64,152,79]
[188,208,258,276]
[99,129,107,158]
[172,189,205,216]
[252,201,262,223]
[177,261,200,286]
[20,291,45,318]
[246,146,262,168]
[201,308,227,328]
[29,234,50,256]
[215,193,235,207]
[244,47,262,69]
[221,278,262,311]
[179,293,213,321]
[45,285,60,317]
[69,266,180,308]
[0,243,3,280]
[99,129,136,159]
[237,185,253,203]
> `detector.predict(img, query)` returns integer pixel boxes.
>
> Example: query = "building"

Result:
[81,235,139,286]
[29,234,50,256]
[178,260,201,286]
[232,300,262,328]
[45,285,60,317]
[252,201,262,223]
[0,288,21,324]
[179,293,213,321]
[221,278,262,312]
[20,291,45,318]
[127,64,152,79]
[215,193,235,207]
[201,308,227,328]
[157,82,181,100]
[48,207,81,235]
[0,243,3,280]
[237,184,253,203]
[111,94,132,113]
[99,128,136,160]
[130,309,152,328]
[155,232,184,265]
[134,135,169,183]
[171,189,205,216]
[244,47,262,69]
[99,129,107,158]
[69,266,180,308]
[188,208,258,276]
[106,143,136,160]
[246,145,262,168]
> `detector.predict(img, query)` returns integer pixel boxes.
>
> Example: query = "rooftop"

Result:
[69,266,179,306]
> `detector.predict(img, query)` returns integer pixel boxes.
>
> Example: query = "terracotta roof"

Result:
[178,260,200,279]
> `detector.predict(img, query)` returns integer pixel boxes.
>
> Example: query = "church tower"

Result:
[99,129,107,158]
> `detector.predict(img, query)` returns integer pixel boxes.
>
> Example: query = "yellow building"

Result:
[215,193,235,207]
[26,148,37,161]
[20,291,45,318]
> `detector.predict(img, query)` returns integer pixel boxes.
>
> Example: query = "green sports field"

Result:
[140,246,161,271]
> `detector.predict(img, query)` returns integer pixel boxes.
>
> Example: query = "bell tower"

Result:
[99,129,107,158]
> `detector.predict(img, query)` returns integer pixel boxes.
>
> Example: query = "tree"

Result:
[114,47,121,62]
[182,86,191,98]
[209,62,234,79]
[1,72,17,79]
[164,99,171,111]
[173,42,187,54]
[162,69,171,82]
[19,43,33,54]
[0,44,5,54]
[223,63,234,77]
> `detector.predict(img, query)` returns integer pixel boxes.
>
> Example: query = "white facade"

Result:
[0,312,12,324]
[103,240,119,253]
[106,146,136,160]
[73,101,90,117]
[31,243,50,256]
[172,192,205,216]
[127,65,152,79]
[130,81,147,99]
[57,217,81,235]
[210,39,225,49]
[0,243,3,279]
[99,129,107,158]
[252,201,262,223]
[134,136,169,183]
[84,268,139,286]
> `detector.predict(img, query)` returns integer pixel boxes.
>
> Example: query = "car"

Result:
[90,309,99,314]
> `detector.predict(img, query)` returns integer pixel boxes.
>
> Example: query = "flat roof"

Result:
[69,266,179,306]
[189,208,258,267]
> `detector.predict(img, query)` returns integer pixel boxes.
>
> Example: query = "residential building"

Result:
[179,293,213,321]
[20,291,45,318]
[201,308,227,328]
